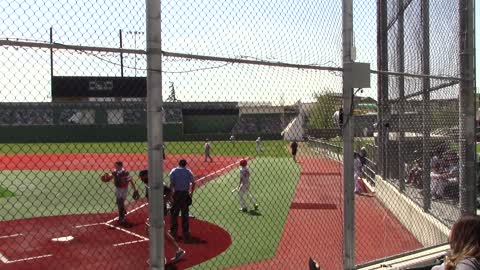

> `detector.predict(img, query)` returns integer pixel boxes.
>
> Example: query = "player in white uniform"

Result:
[204,139,213,162]
[236,159,258,212]
[255,137,262,153]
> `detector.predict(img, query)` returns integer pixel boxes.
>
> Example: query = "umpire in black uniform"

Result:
[169,159,195,241]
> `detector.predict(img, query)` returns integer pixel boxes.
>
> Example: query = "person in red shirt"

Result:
[110,160,138,226]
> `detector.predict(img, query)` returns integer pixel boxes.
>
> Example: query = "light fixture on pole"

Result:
[126,30,144,77]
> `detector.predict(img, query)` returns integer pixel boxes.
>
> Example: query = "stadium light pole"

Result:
[145,0,164,269]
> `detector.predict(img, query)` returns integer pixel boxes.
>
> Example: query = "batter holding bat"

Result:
[236,159,258,212]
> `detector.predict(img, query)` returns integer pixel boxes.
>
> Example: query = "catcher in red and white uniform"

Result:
[236,159,258,212]
[102,161,139,226]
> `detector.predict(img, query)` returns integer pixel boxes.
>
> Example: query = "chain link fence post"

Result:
[459,0,476,216]
[146,0,165,269]
[342,1,355,269]
[421,0,432,212]
[397,0,406,193]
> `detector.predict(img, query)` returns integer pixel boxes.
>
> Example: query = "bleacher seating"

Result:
[232,113,296,135]
[164,108,182,123]
[0,108,53,125]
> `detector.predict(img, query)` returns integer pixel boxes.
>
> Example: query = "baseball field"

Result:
[0,140,303,269]
[0,140,423,269]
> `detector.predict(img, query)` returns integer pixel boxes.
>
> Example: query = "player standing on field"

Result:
[255,137,263,153]
[290,140,299,162]
[111,161,138,226]
[169,159,196,241]
[204,139,213,162]
[237,159,258,212]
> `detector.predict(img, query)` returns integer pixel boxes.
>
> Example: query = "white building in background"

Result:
[282,101,306,141]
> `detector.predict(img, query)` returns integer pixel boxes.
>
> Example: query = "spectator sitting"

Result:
[431,215,480,270]
[442,152,460,198]
[431,163,449,200]
[443,152,459,180]
[406,160,423,188]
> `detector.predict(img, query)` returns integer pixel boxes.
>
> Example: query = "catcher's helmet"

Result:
[240,159,247,167]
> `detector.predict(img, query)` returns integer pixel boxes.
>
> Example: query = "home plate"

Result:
[51,236,74,242]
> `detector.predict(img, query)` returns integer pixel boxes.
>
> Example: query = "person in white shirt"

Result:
[332,107,343,128]
[354,152,372,195]
[255,137,263,153]
[431,163,448,200]
[354,152,364,194]
[236,159,258,212]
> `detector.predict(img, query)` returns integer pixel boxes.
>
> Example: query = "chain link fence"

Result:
[0,1,475,270]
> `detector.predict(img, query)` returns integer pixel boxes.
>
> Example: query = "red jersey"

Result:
[112,168,132,189]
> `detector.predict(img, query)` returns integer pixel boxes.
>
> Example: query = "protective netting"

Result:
[0,1,475,270]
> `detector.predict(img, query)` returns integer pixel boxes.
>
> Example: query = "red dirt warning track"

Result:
[229,157,422,270]
[0,153,242,174]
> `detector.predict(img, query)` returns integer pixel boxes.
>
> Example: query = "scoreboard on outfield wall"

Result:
[52,76,146,100]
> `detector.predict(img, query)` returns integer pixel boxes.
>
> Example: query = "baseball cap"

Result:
[240,159,247,167]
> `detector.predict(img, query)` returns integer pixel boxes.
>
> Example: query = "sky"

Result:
[0,0,476,105]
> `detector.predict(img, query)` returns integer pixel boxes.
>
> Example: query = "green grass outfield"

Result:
[0,140,291,157]
[0,140,300,268]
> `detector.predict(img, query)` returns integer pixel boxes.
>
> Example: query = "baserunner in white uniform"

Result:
[237,159,258,212]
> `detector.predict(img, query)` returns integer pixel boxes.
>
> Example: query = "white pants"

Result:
[238,184,257,209]
[431,179,447,197]
[354,172,363,193]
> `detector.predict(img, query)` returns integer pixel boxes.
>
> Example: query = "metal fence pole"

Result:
[421,0,432,212]
[342,0,354,269]
[377,0,388,179]
[119,29,124,77]
[397,0,406,193]
[459,0,476,215]
[146,0,164,269]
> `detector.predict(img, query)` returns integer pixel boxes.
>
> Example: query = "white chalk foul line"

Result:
[113,239,148,247]
[0,252,53,264]
[105,202,149,224]
[74,222,105,228]
[0,253,8,264]
[194,159,241,184]
[104,223,149,241]
[0,233,23,239]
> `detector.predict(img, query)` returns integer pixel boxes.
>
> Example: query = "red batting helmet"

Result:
[240,159,247,167]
